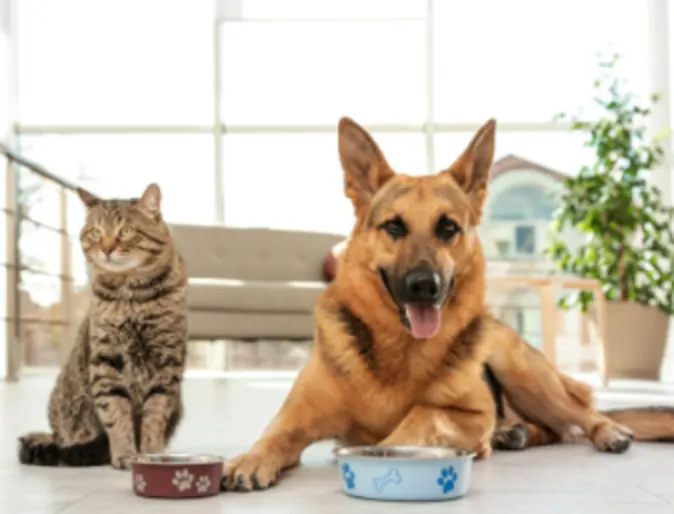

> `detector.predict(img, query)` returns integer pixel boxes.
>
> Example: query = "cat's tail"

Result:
[18,432,110,466]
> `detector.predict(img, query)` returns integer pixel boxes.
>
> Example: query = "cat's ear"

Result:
[76,187,101,208]
[138,183,161,218]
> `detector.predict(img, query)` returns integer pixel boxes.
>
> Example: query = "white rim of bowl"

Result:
[333,445,477,461]
[131,453,224,466]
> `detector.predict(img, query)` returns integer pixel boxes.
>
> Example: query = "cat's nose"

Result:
[101,239,116,257]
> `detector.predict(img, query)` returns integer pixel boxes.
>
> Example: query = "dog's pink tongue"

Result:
[404,305,441,339]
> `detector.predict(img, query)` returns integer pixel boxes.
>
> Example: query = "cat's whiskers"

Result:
[93,251,143,273]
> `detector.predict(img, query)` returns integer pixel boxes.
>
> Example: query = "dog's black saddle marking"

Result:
[483,363,505,420]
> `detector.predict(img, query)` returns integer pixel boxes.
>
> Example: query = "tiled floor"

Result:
[2,371,674,513]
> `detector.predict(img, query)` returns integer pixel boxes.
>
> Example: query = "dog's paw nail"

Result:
[608,438,631,454]
[251,473,267,491]
[234,474,248,491]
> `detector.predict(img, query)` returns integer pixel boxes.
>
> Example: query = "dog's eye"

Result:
[435,216,461,242]
[379,216,408,240]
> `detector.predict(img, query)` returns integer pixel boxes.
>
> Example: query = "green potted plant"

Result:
[547,53,674,380]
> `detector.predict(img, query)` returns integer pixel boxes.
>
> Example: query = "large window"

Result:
[15,0,651,238]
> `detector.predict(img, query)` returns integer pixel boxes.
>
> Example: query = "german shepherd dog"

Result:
[221,117,674,492]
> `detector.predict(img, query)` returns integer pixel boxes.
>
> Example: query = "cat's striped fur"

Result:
[18,183,188,469]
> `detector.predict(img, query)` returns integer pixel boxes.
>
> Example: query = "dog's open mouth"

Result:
[378,268,454,340]
[403,304,442,339]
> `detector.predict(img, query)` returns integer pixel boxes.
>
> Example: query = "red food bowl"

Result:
[130,454,224,499]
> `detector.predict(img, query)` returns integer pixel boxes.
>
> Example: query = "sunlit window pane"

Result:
[20,222,61,277]
[220,21,426,124]
[17,134,215,226]
[434,130,592,177]
[20,271,60,311]
[17,0,214,125]
[222,0,425,20]
[17,172,61,230]
[222,133,425,234]
[433,0,649,123]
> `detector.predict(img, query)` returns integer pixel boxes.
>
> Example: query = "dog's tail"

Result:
[18,432,110,466]
[602,407,674,442]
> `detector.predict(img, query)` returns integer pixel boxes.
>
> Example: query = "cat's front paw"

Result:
[140,438,166,456]
[111,453,136,470]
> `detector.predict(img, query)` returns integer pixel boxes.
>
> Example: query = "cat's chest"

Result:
[91,306,156,381]
[122,325,153,392]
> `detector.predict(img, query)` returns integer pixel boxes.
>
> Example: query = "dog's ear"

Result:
[443,118,496,221]
[338,117,395,217]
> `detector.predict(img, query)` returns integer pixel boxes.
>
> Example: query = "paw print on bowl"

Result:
[134,473,147,493]
[172,468,195,492]
[341,463,356,490]
[195,475,211,493]
[436,465,458,494]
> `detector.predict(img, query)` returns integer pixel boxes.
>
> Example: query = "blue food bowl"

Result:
[334,445,475,502]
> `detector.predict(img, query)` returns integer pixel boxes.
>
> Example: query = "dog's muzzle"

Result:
[378,266,455,339]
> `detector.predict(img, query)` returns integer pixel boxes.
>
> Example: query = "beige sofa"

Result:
[169,223,345,341]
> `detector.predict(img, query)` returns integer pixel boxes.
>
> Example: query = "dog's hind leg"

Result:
[491,395,561,450]
[485,317,633,454]
[492,422,561,450]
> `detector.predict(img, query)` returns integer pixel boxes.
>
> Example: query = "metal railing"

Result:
[0,141,79,381]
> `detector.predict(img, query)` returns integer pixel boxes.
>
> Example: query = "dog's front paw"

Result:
[221,452,281,492]
[474,443,493,460]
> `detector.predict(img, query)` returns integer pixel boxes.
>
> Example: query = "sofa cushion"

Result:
[187,278,325,313]
[187,311,315,340]
[170,224,345,282]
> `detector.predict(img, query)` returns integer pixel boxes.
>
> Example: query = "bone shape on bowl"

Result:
[373,468,403,492]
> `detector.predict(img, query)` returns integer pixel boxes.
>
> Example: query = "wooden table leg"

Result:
[594,287,609,387]
[539,283,557,367]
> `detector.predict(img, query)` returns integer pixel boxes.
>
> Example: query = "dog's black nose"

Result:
[402,267,442,304]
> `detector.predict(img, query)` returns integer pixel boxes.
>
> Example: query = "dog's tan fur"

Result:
[221,118,674,492]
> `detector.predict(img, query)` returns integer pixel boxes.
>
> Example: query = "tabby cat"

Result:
[18,183,188,469]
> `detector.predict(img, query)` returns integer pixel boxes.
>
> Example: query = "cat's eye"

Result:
[118,226,133,239]
[89,228,102,241]
[435,215,461,243]
[378,216,408,240]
